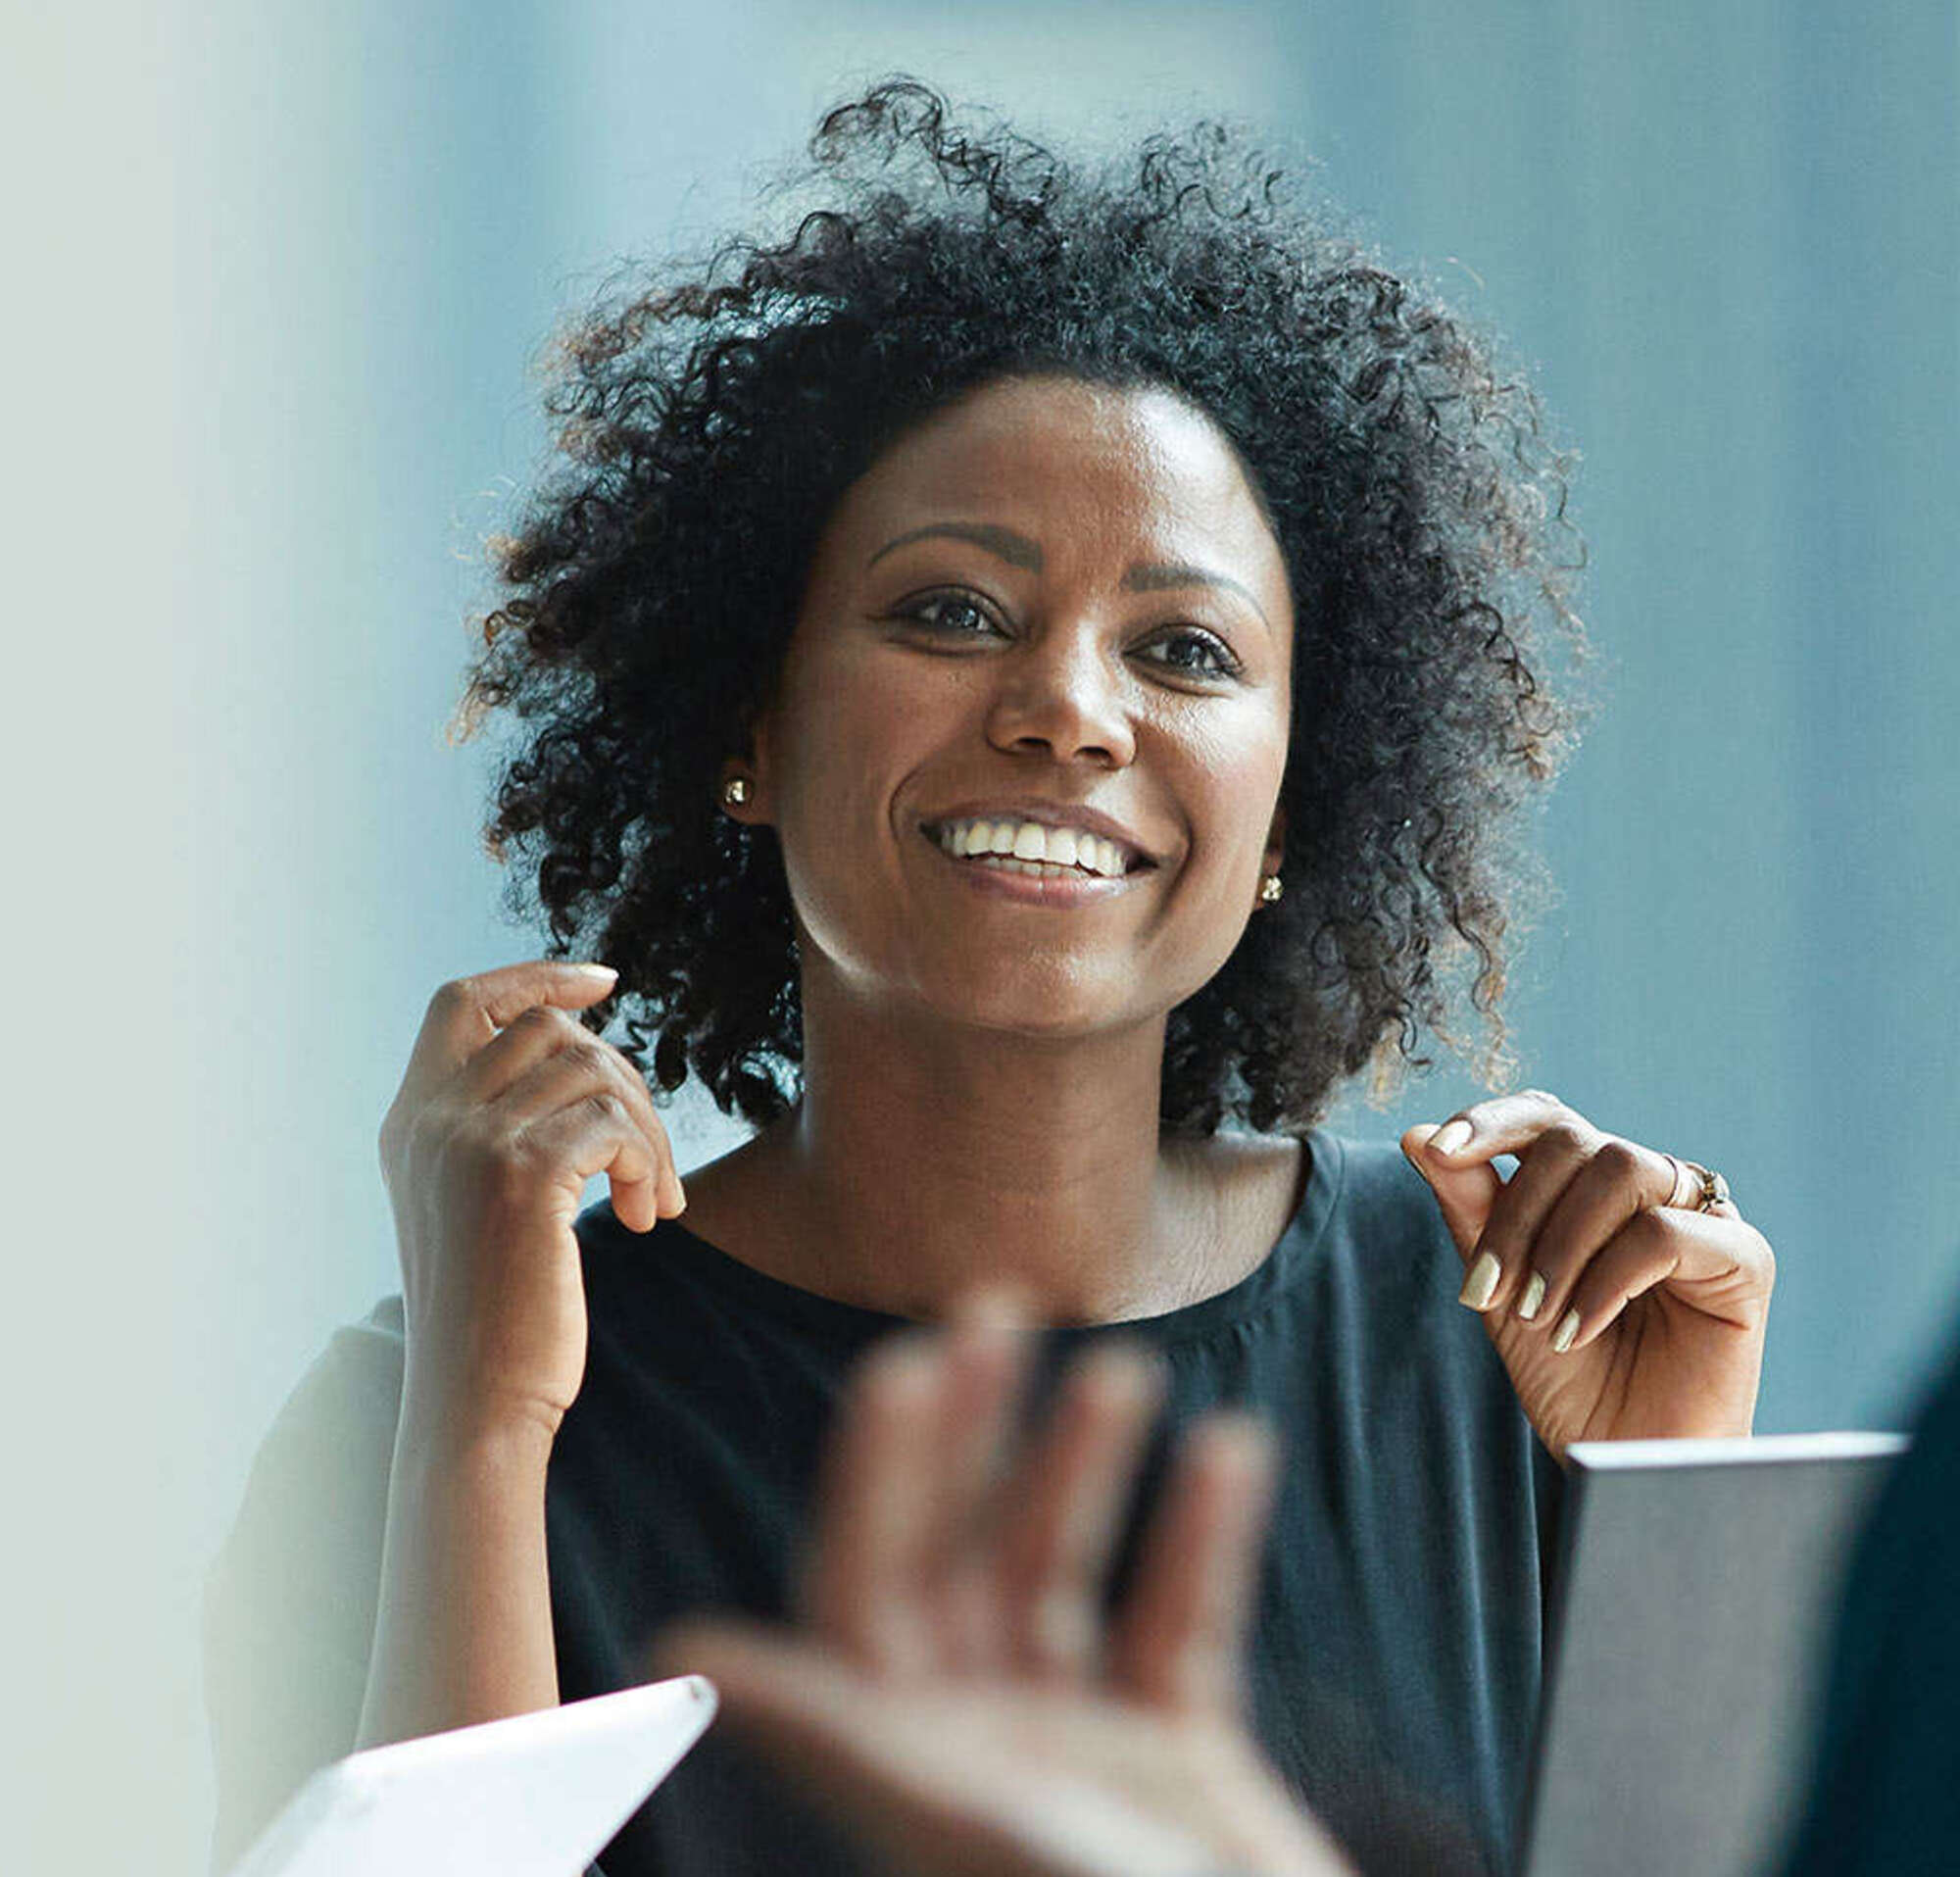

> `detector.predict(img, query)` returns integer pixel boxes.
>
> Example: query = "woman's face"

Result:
[733,373,1295,1040]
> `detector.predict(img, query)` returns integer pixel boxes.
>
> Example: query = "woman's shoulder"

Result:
[1277,1126,1499,1353]
[1314,1126,1445,1214]
[1212,1125,1455,1293]
[1206,1125,1445,1221]
[1305,1127,1460,1258]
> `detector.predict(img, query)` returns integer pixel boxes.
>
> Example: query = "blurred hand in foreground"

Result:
[657,1299,1354,1877]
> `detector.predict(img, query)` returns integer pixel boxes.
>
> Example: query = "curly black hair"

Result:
[459,76,1588,1136]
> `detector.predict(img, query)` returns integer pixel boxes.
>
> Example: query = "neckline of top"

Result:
[594,1128,1348,1351]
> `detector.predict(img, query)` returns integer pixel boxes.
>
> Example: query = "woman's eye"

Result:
[895,593,1001,637]
[1136,628,1241,680]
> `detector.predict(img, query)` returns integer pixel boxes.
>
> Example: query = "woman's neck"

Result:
[682,970,1255,1322]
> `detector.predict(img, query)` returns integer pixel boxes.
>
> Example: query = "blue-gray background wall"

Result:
[10,4,1955,1871]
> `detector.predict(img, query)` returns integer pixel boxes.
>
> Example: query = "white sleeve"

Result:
[201,1301,405,1874]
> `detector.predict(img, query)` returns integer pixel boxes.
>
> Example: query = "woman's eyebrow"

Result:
[1122,561,1270,629]
[866,522,1042,569]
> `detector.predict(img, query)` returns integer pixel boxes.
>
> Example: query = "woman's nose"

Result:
[982,630,1137,769]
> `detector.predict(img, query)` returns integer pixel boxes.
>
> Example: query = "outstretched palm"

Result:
[661,1303,1351,1877]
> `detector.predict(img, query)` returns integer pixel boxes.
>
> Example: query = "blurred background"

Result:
[7,1,1956,1870]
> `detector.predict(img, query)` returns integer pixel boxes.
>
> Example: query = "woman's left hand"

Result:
[1401,1091,1775,1460]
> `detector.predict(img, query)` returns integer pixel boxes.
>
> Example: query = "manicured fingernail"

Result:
[569,962,618,979]
[1551,1309,1581,1354]
[1516,1271,1546,1321]
[1430,1119,1473,1156]
[1458,1251,1502,1311]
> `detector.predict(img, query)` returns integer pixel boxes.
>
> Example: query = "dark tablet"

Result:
[1518,1434,1904,1877]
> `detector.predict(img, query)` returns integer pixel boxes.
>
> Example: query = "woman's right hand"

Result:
[377,959,684,1440]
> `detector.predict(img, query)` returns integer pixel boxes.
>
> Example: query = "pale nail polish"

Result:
[1551,1309,1581,1354]
[1458,1252,1502,1311]
[1517,1271,1547,1321]
[1431,1118,1473,1156]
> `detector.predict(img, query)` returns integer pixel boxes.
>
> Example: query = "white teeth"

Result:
[932,816,1134,877]
[984,857,1081,878]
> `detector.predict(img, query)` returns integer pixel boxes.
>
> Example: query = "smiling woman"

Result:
[718,375,1294,1122]
[459,79,1586,1140]
[205,75,1776,1877]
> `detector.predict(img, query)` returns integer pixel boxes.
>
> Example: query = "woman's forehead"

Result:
[826,374,1289,599]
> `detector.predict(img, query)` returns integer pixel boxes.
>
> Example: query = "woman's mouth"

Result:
[920,815,1153,904]
[926,815,1141,878]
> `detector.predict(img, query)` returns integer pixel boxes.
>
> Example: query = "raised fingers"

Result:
[1469,1133,1674,1325]
[1397,1093,1592,1280]
[1417,1087,1576,1163]
[1409,1095,1684,1320]
[1106,1412,1279,1718]
[399,960,619,1100]
[804,1332,947,1677]
[1528,1208,1681,1355]
[915,1302,1035,1675]
[487,1058,665,1230]
[382,960,688,1225]
[994,1342,1164,1684]
[1528,1198,1773,1354]
[803,1300,1031,1677]
[1411,1091,1770,1362]
[467,1010,682,1222]
[805,1302,1282,1719]
[1494,1136,1671,1333]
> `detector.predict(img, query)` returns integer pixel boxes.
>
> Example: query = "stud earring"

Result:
[1258,873,1284,905]
[721,775,753,808]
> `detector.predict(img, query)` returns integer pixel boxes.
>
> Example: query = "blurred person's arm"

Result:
[1774,1334,1960,1876]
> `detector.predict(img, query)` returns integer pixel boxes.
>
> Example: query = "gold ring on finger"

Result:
[1663,1154,1731,1212]
[1692,1165,1732,1211]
